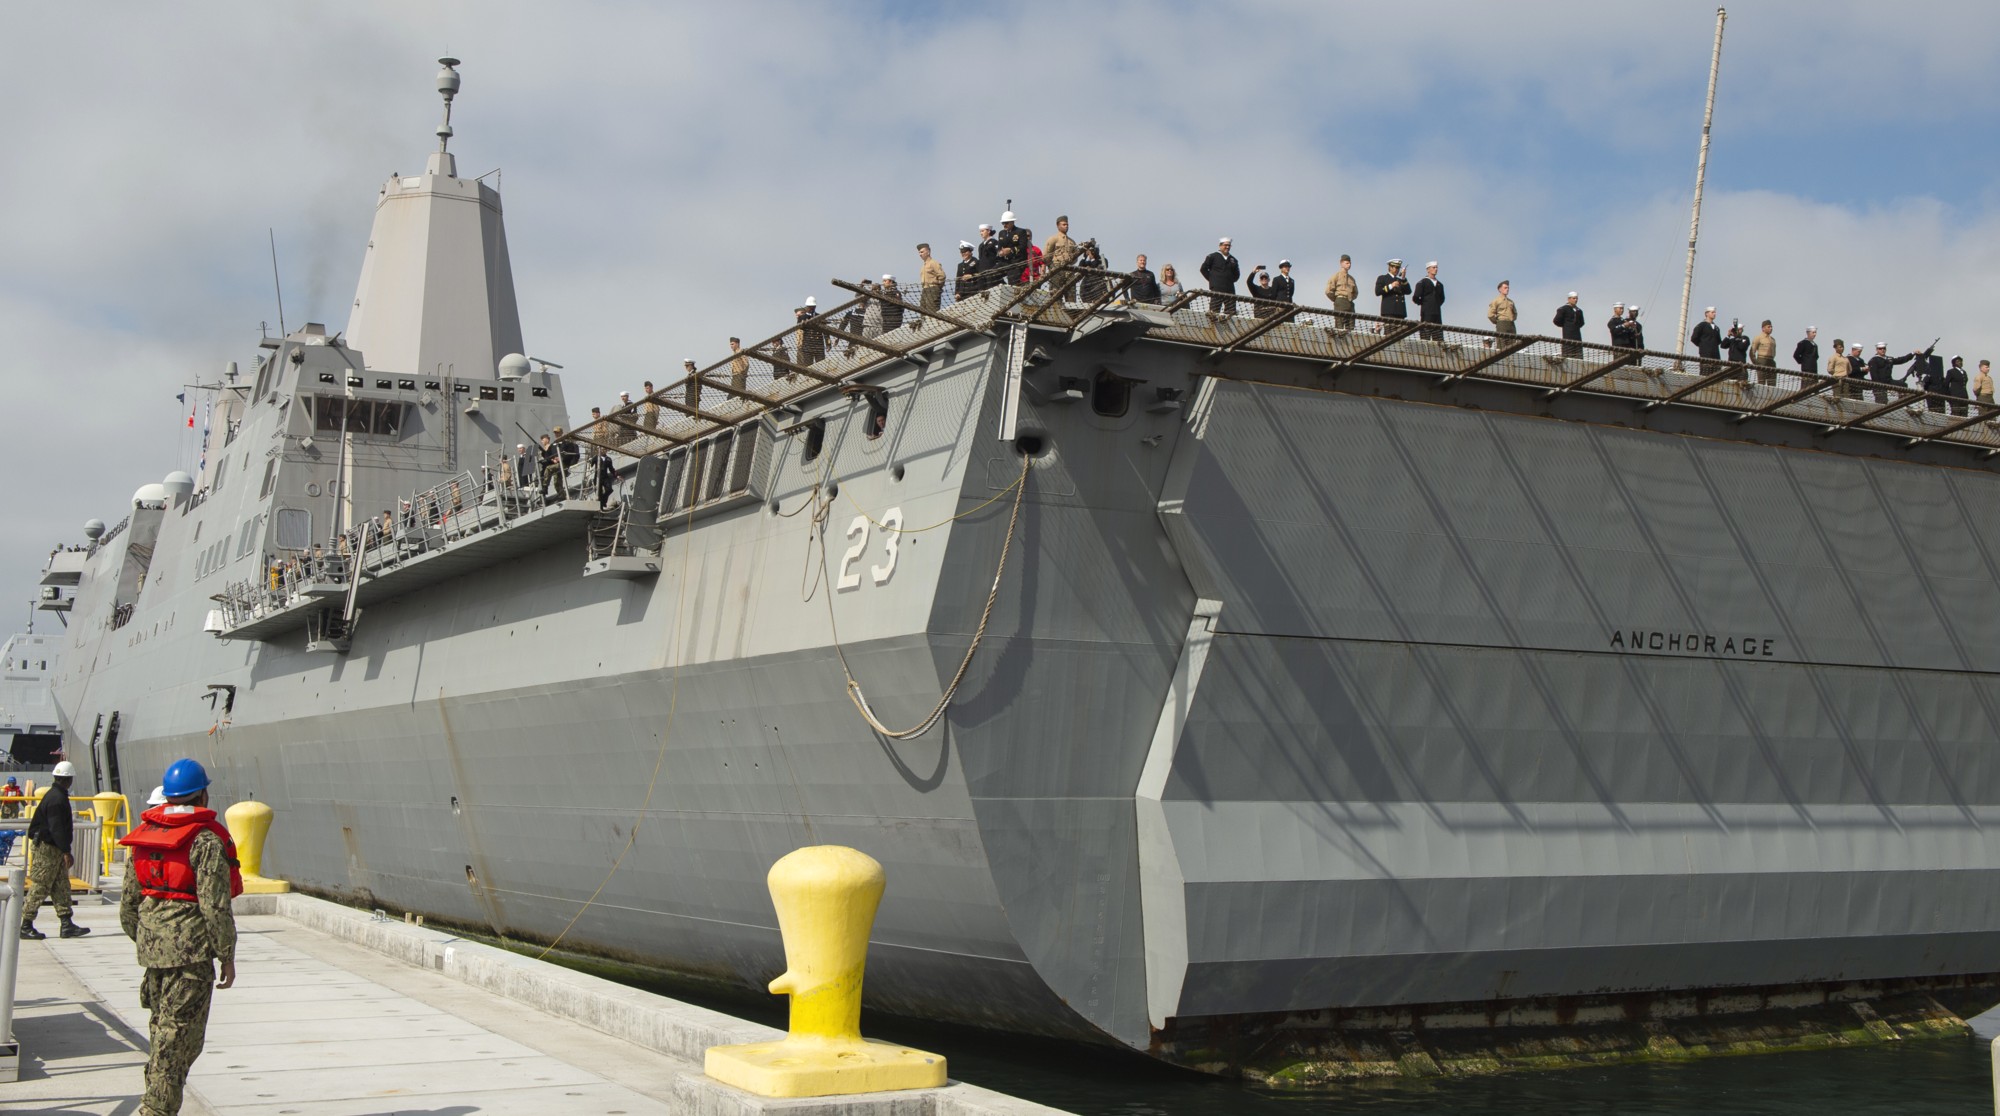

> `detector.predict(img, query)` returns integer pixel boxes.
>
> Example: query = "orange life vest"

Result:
[118,805,244,901]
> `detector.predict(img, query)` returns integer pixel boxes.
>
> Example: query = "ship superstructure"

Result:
[0,630,62,765]
[34,61,2000,1079]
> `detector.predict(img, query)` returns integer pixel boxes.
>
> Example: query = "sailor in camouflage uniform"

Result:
[118,758,241,1116]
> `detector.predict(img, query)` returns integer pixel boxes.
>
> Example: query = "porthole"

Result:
[1091,370,1134,417]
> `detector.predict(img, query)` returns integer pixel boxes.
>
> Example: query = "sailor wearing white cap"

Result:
[1691,306,1723,361]
[878,275,905,332]
[1793,326,1820,380]
[977,223,1002,286]
[955,240,981,297]
[1623,304,1646,351]
[1865,341,1917,405]
[1268,259,1295,304]
[1412,261,1445,339]
[1553,291,1586,356]
[1201,238,1242,315]
[1375,259,1411,320]
[1608,303,1634,349]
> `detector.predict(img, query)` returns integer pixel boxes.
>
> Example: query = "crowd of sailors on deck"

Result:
[555,207,1993,464]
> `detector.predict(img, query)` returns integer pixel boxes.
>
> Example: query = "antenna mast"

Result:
[1675,8,1727,356]
[268,228,287,338]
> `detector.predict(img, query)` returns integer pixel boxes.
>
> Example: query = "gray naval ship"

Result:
[34,60,2000,1080]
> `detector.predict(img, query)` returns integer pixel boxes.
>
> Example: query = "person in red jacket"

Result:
[118,758,241,1116]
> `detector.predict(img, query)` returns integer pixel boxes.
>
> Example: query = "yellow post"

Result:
[704,846,945,1097]
[223,800,291,894]
[90,793,130,876]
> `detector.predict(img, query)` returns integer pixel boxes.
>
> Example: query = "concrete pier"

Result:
[8,891,1070,1115]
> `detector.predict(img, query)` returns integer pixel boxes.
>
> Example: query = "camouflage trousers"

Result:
[23,838,70,919]
[140,961,215,1116]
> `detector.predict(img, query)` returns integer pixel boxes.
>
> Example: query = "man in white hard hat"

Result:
[994,211,1031,283]
[21,759,91,939]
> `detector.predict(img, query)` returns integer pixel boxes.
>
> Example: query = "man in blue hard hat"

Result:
[118,758,242,1116]
[20,759,89,940]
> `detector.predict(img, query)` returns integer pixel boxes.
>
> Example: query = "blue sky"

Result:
[1,0,1997,628]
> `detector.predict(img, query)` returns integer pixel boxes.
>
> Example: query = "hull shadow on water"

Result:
[513,937,1993,1116]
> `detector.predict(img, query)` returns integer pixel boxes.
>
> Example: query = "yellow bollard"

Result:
[223,800,291,894]
[703,846,945,1098]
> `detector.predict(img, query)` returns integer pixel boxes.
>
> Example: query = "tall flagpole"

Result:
[1676,8,1727,356]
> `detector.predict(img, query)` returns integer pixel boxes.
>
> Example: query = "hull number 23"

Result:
[838,508,904,590]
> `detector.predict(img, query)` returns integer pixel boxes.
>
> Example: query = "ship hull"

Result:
[56,313,2000,1074]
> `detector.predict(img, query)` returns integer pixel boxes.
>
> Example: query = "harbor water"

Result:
[578,952,1994,1115]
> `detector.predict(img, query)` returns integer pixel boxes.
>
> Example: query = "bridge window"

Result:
[312,398,408,440]
[803,418,826,463]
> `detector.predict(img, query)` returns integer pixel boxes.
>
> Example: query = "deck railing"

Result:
[211,458,592,632]
[561,265,2000,461]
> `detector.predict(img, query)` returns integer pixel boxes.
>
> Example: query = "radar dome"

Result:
[83,519,106,540]
[498,353,531,381]
[132,483,169,507]
[162,471,195,498]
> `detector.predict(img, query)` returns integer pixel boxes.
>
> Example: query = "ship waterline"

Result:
[44,63,2000,1081]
